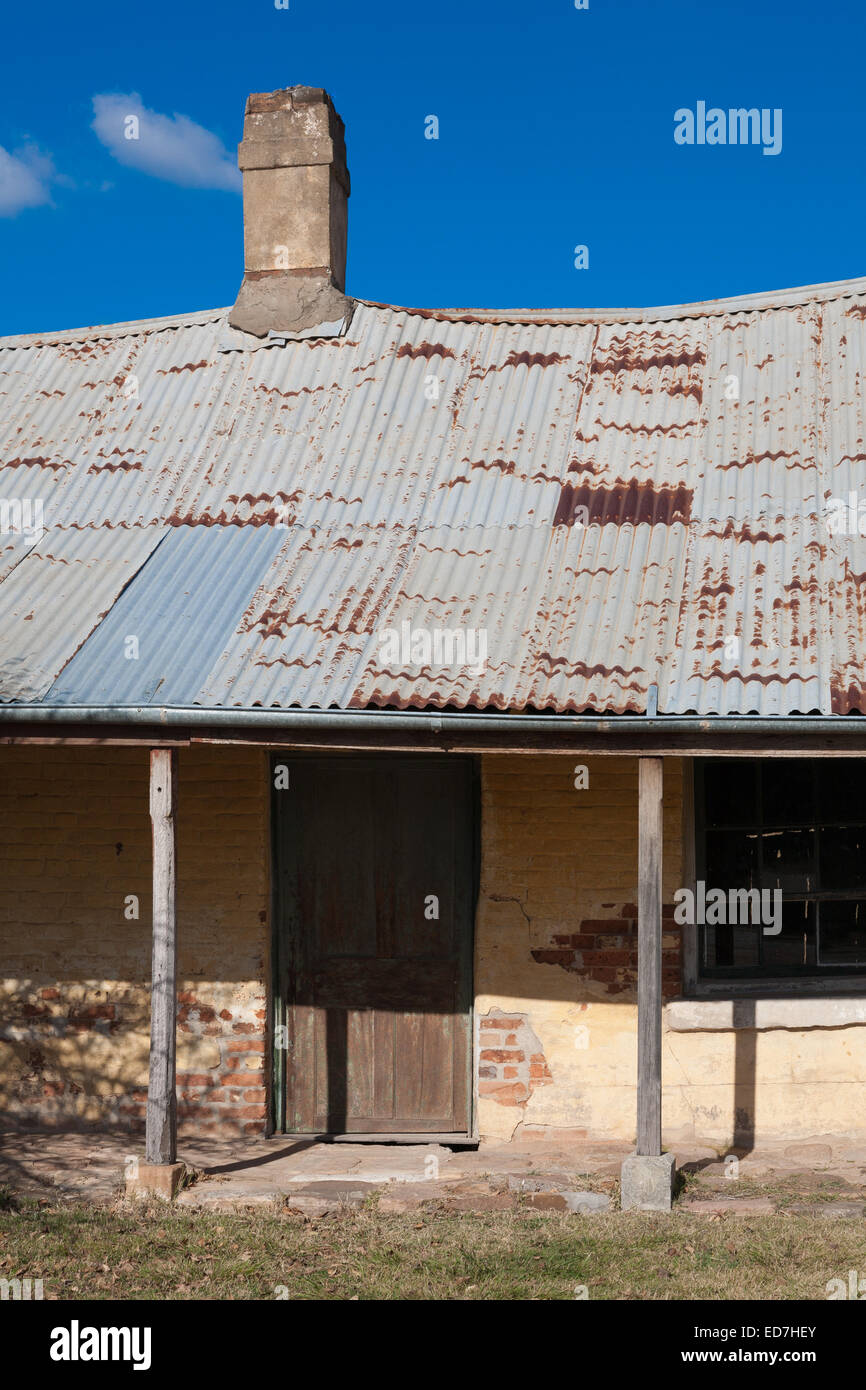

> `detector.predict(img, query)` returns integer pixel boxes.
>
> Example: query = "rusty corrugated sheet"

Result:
[1,280,864,715]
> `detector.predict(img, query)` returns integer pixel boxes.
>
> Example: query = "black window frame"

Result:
[693,758,866,991]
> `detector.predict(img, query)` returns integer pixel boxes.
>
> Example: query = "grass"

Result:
[679,1166,866,1208]
[0,1194,863,1300]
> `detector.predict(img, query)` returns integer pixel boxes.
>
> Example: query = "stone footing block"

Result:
[620,1150,676,1212]
[126,1162,186,1201]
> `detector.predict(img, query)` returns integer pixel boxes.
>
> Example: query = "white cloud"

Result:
[91,93,241,192]
[0,145,57,216]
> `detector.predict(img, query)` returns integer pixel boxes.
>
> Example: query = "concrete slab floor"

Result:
[2,1129,866,1215]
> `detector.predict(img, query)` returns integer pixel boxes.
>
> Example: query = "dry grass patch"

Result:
[0,1194,862,1300]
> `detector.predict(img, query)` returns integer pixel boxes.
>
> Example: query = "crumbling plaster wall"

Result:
[474,754,866,1148]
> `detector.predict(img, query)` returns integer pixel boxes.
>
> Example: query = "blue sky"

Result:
[0,0,862,335]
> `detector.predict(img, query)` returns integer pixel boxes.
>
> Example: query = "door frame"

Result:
[268,750,480,1138]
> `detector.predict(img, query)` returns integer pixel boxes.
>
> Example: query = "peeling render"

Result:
[475,755,866,1148]
[478,1009,553,1107]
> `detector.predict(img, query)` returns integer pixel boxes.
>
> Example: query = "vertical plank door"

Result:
[273,756,475,1134]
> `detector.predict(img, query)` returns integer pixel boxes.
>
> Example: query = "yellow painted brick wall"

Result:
[0,745,269,1135]
[6,744,866,1151]
[475,754,866,1149]
[475,755,683,1140]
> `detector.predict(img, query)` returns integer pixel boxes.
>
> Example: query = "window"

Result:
[695,760,866,980]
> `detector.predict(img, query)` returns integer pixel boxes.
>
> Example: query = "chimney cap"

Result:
[245,86,342,124]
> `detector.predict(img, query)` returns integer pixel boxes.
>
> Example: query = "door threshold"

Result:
[280,1132,478,1147]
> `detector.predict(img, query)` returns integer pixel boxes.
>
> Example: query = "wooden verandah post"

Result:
[621,754,673,1208]
[637,756,663,1157]
[145,748,179,1167]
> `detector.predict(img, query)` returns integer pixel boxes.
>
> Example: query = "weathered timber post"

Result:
[621,756,675,1210]
[637,755,663,1157]
[144,748,180,1176]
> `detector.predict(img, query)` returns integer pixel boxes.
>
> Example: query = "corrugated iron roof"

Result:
[2,280,866,717]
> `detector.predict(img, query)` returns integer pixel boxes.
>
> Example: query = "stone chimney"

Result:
[229,86,351,338]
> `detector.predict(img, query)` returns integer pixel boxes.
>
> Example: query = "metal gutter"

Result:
[0,705,863,734]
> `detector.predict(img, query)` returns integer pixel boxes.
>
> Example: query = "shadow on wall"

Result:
[734,1000,756,1153]
[0,744,269,1136]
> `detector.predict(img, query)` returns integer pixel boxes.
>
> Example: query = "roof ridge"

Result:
[359,274,866,324]
[3,274,866,348]
[0,306,229,351]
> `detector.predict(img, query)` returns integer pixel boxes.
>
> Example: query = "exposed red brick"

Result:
[479,1081,528,1104]
[531,949,573,966]
[581,949,631,967]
